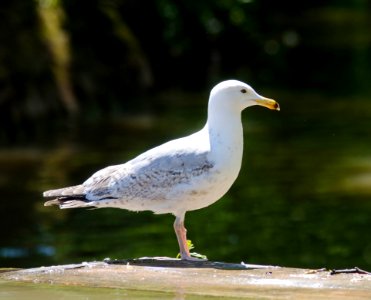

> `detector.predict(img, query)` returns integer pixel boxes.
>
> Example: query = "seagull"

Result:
[43,80,279,261]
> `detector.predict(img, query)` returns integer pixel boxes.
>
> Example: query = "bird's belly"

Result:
[94,164,240,215]
[157,167,238,215]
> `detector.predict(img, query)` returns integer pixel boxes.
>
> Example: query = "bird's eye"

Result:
[240,89,247,94]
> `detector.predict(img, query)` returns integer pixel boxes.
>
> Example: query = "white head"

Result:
[209,80,279,112]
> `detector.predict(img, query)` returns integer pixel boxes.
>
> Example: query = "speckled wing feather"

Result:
[83,147,214,203]
[43,139,214,210]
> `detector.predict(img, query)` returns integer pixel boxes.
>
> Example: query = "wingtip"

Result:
[43,190,55,197]
[42,185,85,198]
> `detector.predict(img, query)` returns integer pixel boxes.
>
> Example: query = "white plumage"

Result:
[44,80,279,260]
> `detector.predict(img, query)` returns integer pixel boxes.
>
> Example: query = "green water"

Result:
[1,90,371,270]
[0,280,213,300]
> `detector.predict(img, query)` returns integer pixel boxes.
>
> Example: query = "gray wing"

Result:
[83,148,214,202]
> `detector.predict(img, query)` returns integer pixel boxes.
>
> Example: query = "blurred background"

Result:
[1,0,371,270]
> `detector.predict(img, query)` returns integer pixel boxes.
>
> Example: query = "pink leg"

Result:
[174,214,206,261]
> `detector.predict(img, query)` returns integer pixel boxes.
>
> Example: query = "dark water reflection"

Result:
[1,90,371,269]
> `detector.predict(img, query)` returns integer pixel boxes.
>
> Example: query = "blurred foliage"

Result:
[1,0,371,269]
[1,0,371,144]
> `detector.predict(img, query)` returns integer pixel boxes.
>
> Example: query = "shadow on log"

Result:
[103,257,279,270]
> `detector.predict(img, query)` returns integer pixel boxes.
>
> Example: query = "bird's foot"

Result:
[181,255,208,262]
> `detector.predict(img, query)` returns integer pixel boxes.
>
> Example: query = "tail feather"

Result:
[43,184,95,209]
[44,199,61,206]
[59,200,93,209]
[43,197,95,209]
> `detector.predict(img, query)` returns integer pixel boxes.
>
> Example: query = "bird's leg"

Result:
[174,214,190,259]
[174,214,206,261]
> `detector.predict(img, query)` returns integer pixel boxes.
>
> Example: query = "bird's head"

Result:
[210,80,280,112]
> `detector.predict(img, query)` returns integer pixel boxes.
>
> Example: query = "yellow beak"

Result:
[256,97,280,111]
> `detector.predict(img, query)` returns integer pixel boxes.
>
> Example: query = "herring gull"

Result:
[43,80,279,260]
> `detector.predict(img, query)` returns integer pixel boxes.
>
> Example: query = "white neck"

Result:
[205,102,244,173]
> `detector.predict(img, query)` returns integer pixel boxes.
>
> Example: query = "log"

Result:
[1,258,370,299]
